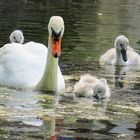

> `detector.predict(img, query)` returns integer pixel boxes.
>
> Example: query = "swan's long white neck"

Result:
[35,37,58,92]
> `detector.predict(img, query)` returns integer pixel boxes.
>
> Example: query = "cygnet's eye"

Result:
[13,36,16,40]
[98,90,102,94]
[120,43,123,47]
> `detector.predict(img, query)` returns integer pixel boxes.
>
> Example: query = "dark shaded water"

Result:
[0,0,140,139]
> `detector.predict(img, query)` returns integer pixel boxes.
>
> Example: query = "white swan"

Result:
[9,30,24,44]
[100,35,140,65]
[73,74,110,99]
[0,16,65,92]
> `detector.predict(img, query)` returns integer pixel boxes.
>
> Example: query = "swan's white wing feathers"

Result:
[0,42,47,89]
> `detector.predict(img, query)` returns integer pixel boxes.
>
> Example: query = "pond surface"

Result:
[0,0,140,139]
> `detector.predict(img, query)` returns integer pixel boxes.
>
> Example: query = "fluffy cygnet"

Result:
[100,35,140,65]
[9,30,24,44]
[73,74,110,99]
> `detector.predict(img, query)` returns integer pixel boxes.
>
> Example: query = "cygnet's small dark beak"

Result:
[121,48,127,62]
[94,94,100,100]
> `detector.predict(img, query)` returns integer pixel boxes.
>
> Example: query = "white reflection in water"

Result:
[99,65,140,90]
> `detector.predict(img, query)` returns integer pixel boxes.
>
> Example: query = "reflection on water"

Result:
[0,87,139,139]
[0,0,140,139]
[100,65,140,90]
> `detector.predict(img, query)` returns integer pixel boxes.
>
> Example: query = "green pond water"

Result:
[0,0,140,139]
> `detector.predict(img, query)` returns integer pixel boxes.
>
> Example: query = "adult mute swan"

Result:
[73,74,110,99]
[9,30,24,44]
[100,35,140,65]
[0,16,65,92]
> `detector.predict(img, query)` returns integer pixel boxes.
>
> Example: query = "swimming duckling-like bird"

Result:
[0,16,65,92]
[9,30,24,44]
[100,35,140,65]
[73,74,110,99]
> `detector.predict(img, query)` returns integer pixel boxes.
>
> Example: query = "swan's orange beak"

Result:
[51,37,61,58]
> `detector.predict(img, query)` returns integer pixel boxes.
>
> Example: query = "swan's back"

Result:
[100,48,115,65]
[127,50,140,65]
[0,42,48,89]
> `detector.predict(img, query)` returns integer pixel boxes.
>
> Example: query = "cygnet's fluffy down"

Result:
[9,30,24,44]
[100,35,140,65]
[73,74,110,99]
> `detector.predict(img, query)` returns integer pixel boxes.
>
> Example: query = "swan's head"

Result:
[93,78,109,100]
[9,30,24,44]
[114,35,129,62]
[48,16,64,58]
